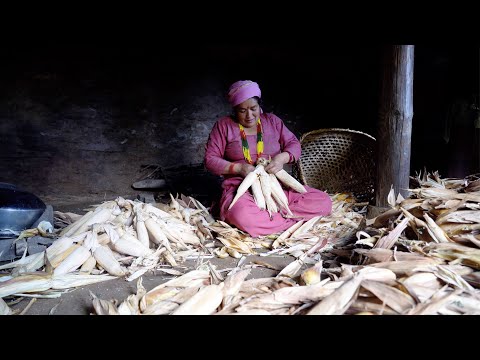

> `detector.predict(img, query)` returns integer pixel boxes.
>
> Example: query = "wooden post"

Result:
[375,45,415,206]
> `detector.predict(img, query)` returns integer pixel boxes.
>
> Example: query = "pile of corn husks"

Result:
[2,171,480,314]
[89,171,480,315]
[0,194,221,310]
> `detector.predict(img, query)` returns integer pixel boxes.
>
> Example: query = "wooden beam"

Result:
[375,45,415,206]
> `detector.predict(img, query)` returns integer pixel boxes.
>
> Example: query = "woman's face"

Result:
[235,97,260,128]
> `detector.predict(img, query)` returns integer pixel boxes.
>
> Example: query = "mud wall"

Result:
[0,45,477,203]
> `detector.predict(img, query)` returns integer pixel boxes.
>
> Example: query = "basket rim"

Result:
[299,128,376,143]
[296,128,376,193]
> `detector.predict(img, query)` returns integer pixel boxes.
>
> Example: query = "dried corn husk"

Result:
[307,273,363,315]
[0,235,75,272]
[360,280,415,314]
[0,297,12,315]
[79,256,97,274]
[0,273,53,298]
[171,283,225,315]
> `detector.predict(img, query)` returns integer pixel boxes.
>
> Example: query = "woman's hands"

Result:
[237,163,255,178]
[226,152,291,178]
[264,152,290,174]
[225,162,255,178]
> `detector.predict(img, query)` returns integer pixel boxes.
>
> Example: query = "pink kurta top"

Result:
[204,112,332,237]
[205,112,300,181]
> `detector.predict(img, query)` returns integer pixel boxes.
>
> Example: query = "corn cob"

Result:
[152,218,188,248]
[135,211,151,248]
[53,245,91,275]
[143,203,186,225]
[72,208,114,236]
[272,220,305,248]
[113,208,133,226]
[228,165,264,210]
[61,210,94,237]
[269,173,294,216]
[109,227,153,257]
[111,237,152,258]
[93,245,125,277]
[50,244,81,268]
[259,168,278,216]
[163,250,178,267]
[51,273,116,290]
[275,169,307,194]
[144,218,173,252]
[251,177,266,210]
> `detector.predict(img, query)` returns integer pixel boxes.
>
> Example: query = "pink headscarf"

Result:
[227,80,261,107]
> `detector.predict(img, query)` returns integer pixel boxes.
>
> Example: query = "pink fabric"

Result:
[224,185,332,238]
[204,112,333,237]
[205,113,300,179]
[227,80,261,107]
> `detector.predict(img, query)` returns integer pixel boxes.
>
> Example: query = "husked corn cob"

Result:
[108,227,153,257]
[73,208,114,236]
[163,250,178,267]
[143,203,186,225]
[156,219,198,247]
[272,220,305,248]
[259,168,278,216]
[226,247,242,259]
[50,244,81,268]
[144,218,171,248]
[135,212,151,248]
[228,165,264,210]
[53,245,91,275]
[269,174,294,216]
[111,237,152,258]
[251,177,266,210]
[275,169,307,194]
[93,245,125,277]
[61,211,94,237]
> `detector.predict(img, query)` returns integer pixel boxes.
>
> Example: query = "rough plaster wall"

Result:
[0,73,232,201]
[2,45,376,202]
[1,45,475,203]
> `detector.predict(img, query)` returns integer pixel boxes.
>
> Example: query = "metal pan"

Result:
[0,185,46,238]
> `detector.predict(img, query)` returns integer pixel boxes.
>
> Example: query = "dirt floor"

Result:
[2,194,298,315]
[7,251,295,315]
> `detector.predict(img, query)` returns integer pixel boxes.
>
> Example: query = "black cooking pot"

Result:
[0,183,46,237]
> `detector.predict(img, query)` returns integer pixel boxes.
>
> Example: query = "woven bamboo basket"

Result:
[292,128,376,202]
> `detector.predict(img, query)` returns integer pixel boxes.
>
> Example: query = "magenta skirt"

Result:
[219,182,332,238]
